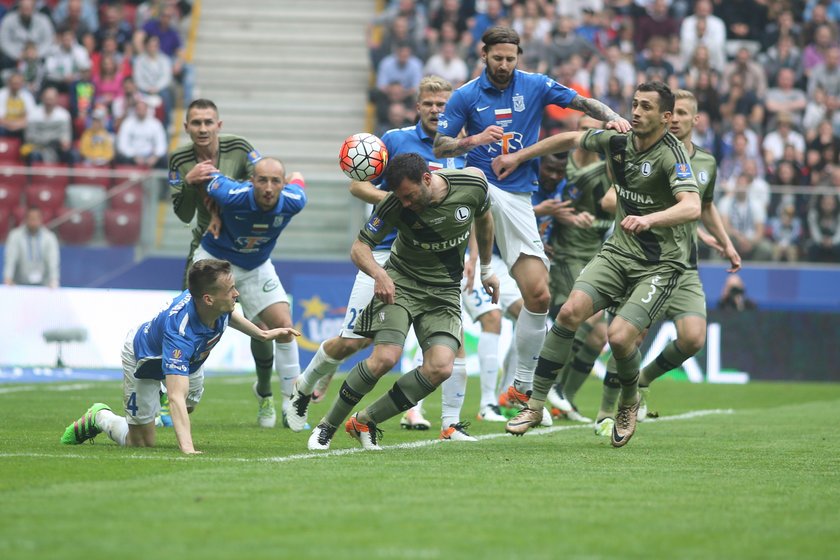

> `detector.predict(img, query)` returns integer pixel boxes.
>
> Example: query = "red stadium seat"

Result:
[73,166,112,189]
[0,208,10,242]
[109,185,143,212]
[112,164,149,188]
[0,170,27,189]
[105,208,141,245]
[0,182,23,211]
[57,209,95,245]
[30,163,71,189]
[25,183,66,214]
[0,136,22,164]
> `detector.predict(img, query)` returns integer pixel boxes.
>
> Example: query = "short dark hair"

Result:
[481,26,523,54]
[636,81,674,113]
[188,259,231,300]
[187,98,219,117]
[383,153,429,191]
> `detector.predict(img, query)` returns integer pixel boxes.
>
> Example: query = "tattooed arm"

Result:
[433,125,504,158]
[568,95,632,132]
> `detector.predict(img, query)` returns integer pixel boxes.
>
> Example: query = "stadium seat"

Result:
[73,166,112,189]
[105,208,141,245]
[57,209,95,245]
[109,185,144,212]
[0,183,23,211]
[0,208,10,241]
[25,183,65,214]
[0,170,27,189]
[0,136,22,164]
[112,164,148,188]
[66,184,108,233]
[30,163,71,189]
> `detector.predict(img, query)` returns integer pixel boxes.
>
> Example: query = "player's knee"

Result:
[478,310,502,333]
[421,360,453,385]
[366,349,401,377]
[523,287,551,313]
[558,301,585,328]
[607,327,638,356]
[679,331,706,356]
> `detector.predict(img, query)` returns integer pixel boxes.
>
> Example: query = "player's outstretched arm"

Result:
[700,201,742,272]
[351,238,395,304]
[491,131,584,180]
[349,180,388,204]
[433,125,505,158]
[568,95,631,132]
[229,310,301,341]
[620,191,701,234]
[474,210,499,304]
[165,374,200,454]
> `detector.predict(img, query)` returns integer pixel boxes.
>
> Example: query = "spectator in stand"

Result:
[719,72,764,130]
[716,0,767,54]
[369,2,428,66]
[69,66,95,123]
[804,0,840,23]
[93,55,126,107]
[374,101,412,138]
[133,34,173,128]
[376,43,423,102]
[721,113,761,161]
[0,0,54,69]
[762,10,801,52]
[424,40,468,88]
[684,44,716,88]
[470,0,506,49]
[591,44,635,100]
[803,23,836,78]
[546,16,597,71]
[115,98,167,169]
[807,118,840,168]
[602,75,628,115]
[692,110,720,158]
[9,41,46,96]
[112,76,141,130]
[44,27,92,94]
[78,106,114,166]
[691,69,722,123]
[0,72,37,138]
[763,111,806,169]
[807,193,840,262]
[765,67,808,129]
[636,36,675,84]
[52,0,98,42]
[802,4,833,46]
[717,274,757,311]
[427,0,471,48]
[633,0,680,53]
[679,0,727,74]
[91,36,132,82]
[575,8,611,54]
[511,0,552,42]
[768,202,803,262]
[768,159,809,219]
[808,45,840,131]
[721,46,768,99]
[140,3,191,103]
[516,17,551,74]
[718,173,774,261]
[95,3,133,50]
[22,86,74,164]
[3,207,60,288]
[542,59,592,133]
[720,132,753,186]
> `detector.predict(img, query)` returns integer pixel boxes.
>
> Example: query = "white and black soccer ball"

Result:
[338,133,389,182]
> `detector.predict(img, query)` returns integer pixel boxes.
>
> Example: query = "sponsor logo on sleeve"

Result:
[172,349,182,359]
[675,162,693,180]
[366,215,383,233]
[248,149,262,164]
[168,170,181,186]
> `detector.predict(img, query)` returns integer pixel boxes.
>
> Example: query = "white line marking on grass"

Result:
[0,409,734,463]
[0,383,96,395]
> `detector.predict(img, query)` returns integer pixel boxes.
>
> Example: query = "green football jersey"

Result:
[168,134,258,231]
[685,143,718,268]
[580,128,699,269]
[359,169,491,287]
[550,155,613,261]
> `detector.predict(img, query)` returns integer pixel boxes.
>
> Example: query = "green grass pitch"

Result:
[1,375,838,560]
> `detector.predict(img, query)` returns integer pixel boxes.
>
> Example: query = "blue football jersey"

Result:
[532,178,567,245]
[201,175,307,269]
[437,70,577,193]
[132,290,230,379]
[371,122,466,251]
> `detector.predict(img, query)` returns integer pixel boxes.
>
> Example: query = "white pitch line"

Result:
[0,409,733,463]
[0,383,96,395]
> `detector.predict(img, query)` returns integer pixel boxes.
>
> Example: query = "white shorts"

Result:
[194,246,288,321]
[462,254,523,320]
[488,183,550,271]
[339,249,391,338]
[121,328,205,425]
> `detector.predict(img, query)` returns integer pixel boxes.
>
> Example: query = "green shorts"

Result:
[353,267,462,351]
[573,250,683,332]
[549,256,592,309]
[663,269,707,320]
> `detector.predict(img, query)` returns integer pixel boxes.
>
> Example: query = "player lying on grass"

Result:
[60,259,300,454]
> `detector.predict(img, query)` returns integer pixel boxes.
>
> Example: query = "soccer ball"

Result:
[338,133,389,182]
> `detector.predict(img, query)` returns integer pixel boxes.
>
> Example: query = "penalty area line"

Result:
[0,409,734,463]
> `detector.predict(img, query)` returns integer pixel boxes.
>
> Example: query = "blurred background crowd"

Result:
[368,0,840,264]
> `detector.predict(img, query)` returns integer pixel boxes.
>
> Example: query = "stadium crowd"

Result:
[0,0,192,245]
[368,0,840,263]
